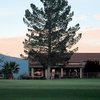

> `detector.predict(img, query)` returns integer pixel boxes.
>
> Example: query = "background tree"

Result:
[1,61,19,79]
[21,0,82,79]
[84,60,100,78]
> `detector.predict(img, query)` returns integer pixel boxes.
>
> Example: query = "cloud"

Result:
[0,26,100,58]
[76,26,100,52]
[0,36,25,57]
[94,14,100,20]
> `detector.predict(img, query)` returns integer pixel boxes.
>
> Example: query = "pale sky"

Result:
[0,0,100,57]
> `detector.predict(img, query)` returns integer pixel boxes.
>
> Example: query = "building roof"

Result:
[69,53,100,63]
[29,53,100,68]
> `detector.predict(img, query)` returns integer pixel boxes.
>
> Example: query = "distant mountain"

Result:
[0,54,28,78]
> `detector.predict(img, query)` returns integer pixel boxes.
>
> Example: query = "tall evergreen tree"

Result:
[21,0,82,79]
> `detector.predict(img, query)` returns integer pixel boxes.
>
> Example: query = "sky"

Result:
[0,0,100,57]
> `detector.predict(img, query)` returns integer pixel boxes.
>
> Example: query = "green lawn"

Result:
[0,79,100,100]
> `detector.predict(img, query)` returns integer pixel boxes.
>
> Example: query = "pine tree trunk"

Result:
[47,25,52,79]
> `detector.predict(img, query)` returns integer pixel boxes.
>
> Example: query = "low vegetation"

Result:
[0,79,100,100]
[0,61,19,79]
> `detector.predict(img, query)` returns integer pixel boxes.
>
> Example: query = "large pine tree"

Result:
[21,0,82,79]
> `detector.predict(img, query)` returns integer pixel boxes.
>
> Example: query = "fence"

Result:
[83,72,100,78]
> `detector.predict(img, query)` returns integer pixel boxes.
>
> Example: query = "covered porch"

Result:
[29,62,84,79]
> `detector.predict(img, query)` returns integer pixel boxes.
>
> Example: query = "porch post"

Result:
[47,67,51,79]
[80,68,82,78]
[31,68,34,78]
[61,68,64,78]
[45,69,48,79]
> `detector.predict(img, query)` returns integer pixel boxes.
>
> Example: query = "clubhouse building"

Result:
[28,53,100,79]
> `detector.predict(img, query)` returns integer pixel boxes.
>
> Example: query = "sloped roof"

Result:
[69,53,100,63]
[29,53,100,68]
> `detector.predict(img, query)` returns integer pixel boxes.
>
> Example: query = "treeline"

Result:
[84,60,100,78]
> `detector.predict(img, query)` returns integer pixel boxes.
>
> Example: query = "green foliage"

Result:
[0,79,100,100]
[84,60,100,72]
[1,61,19,79]
[22,0,82,66]
[84,60,100,78]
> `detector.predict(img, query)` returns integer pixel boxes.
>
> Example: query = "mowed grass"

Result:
[0,79,100,100]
